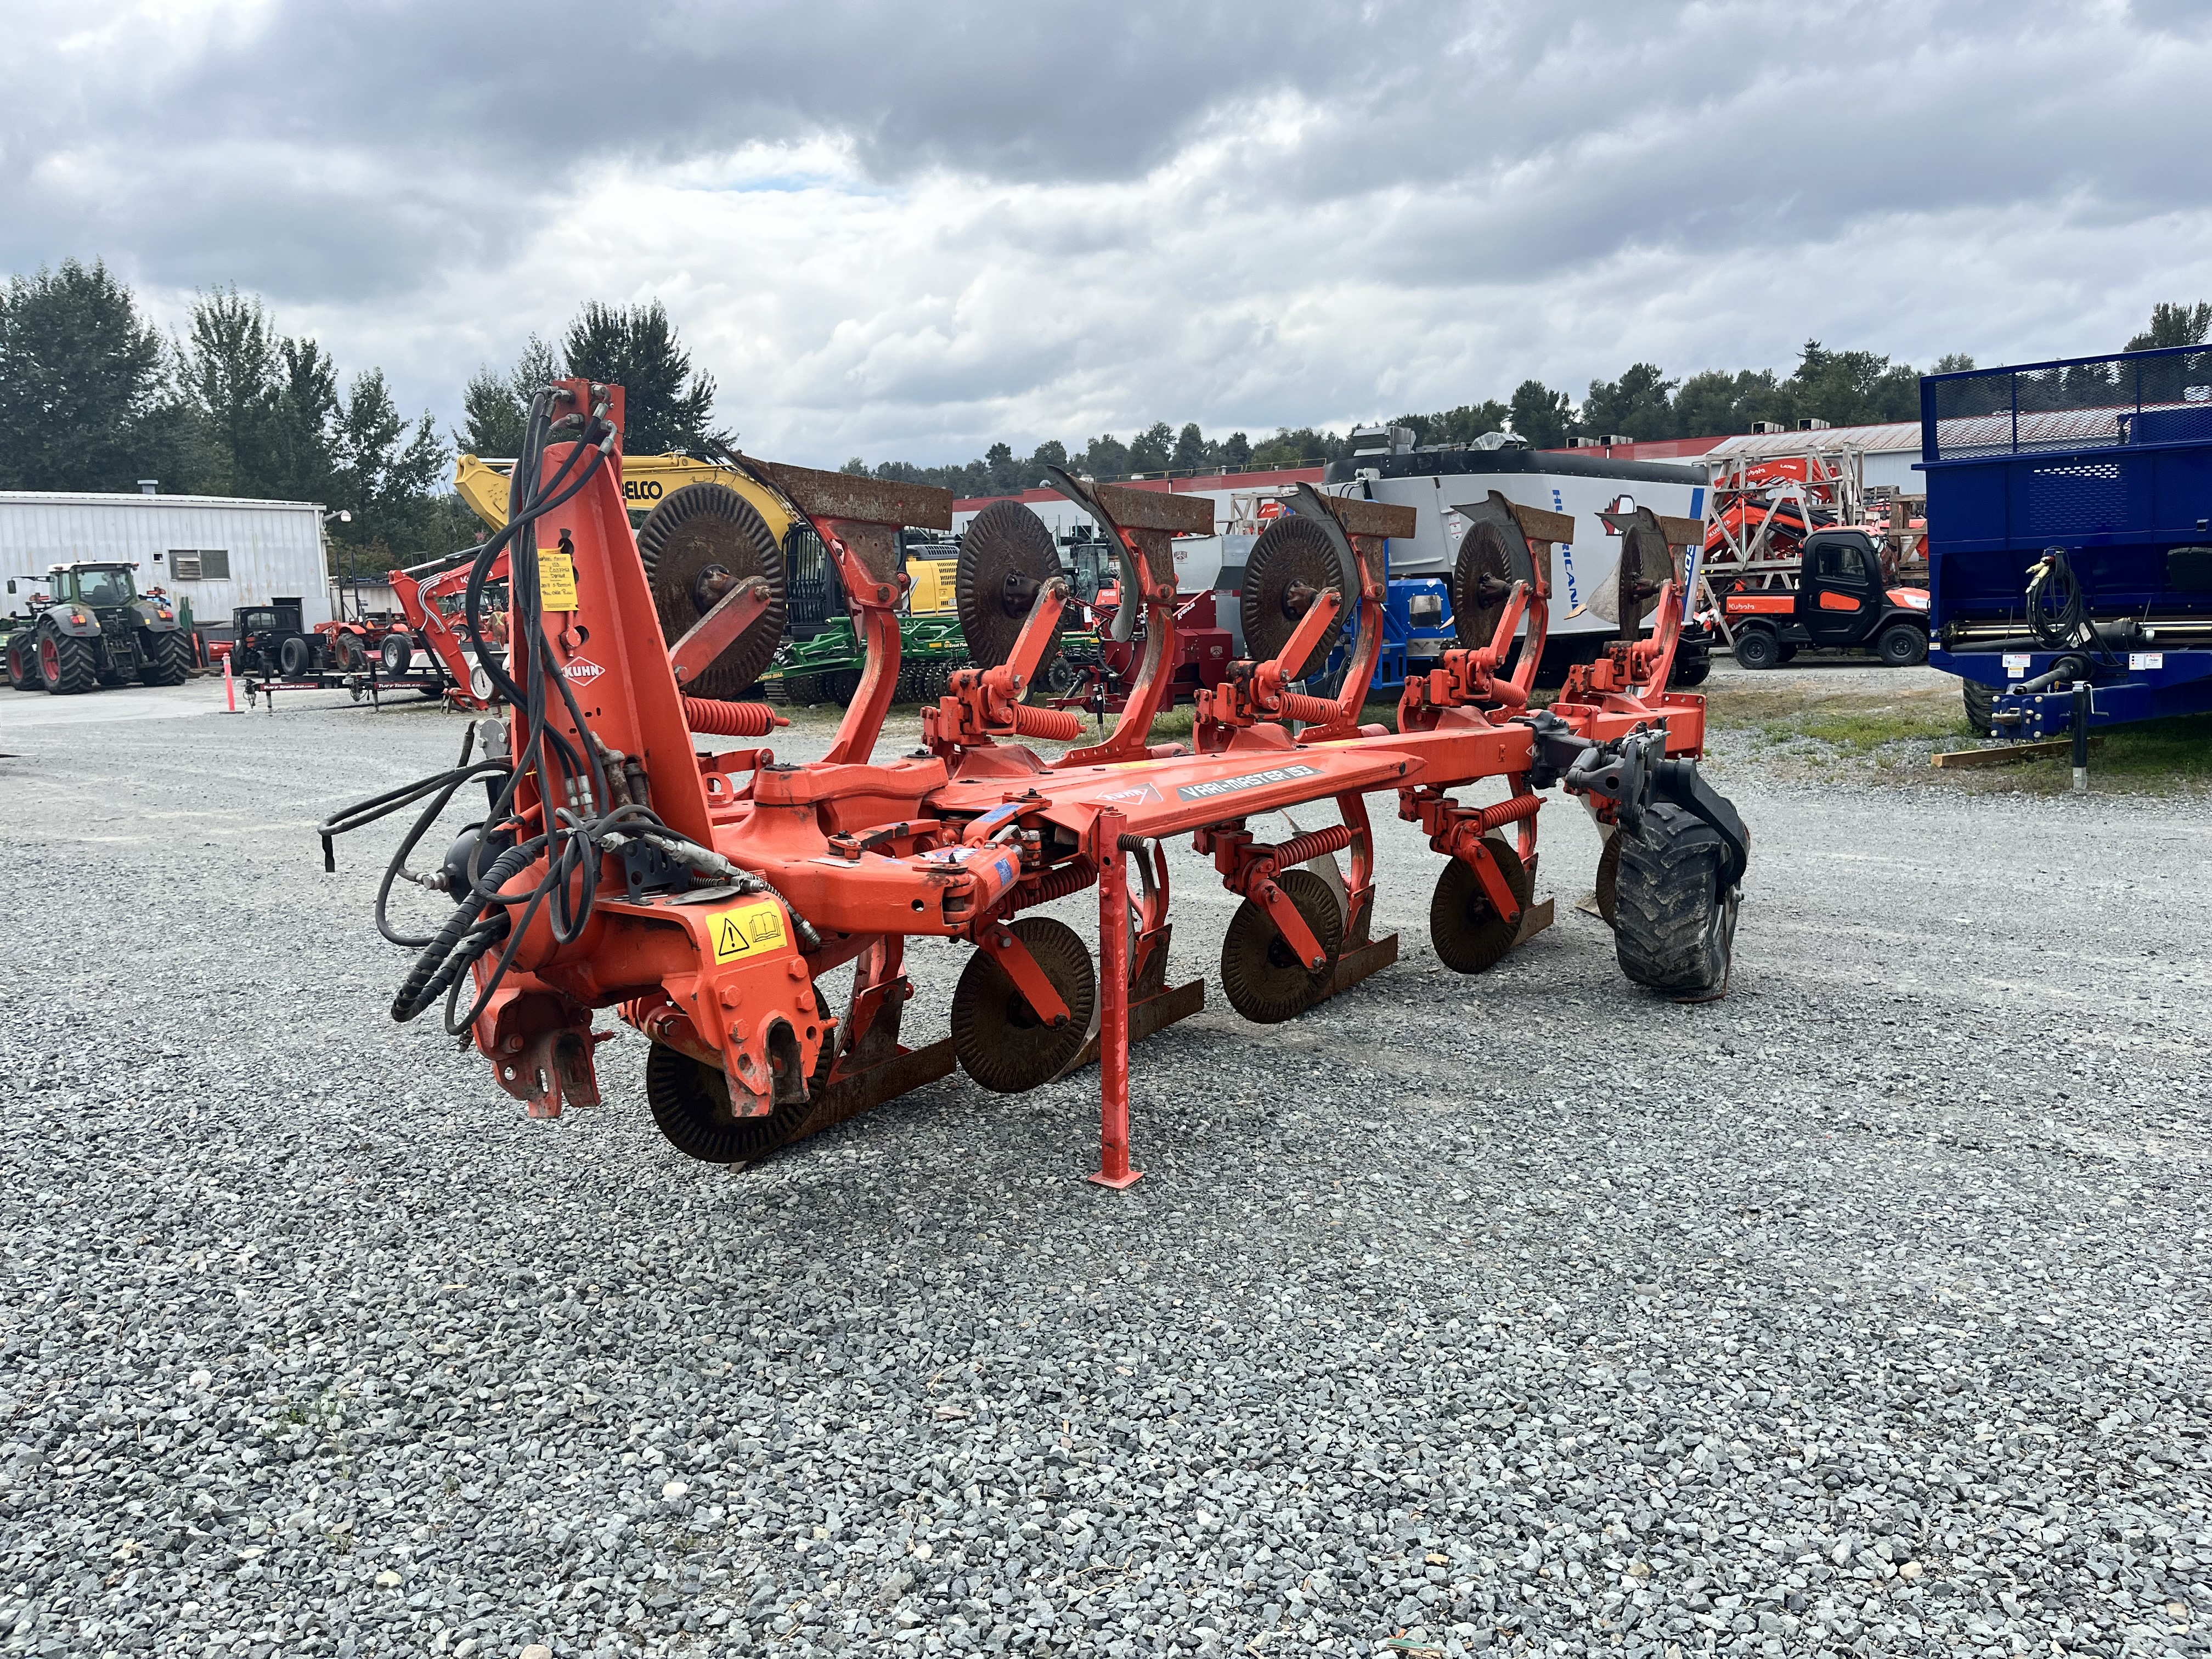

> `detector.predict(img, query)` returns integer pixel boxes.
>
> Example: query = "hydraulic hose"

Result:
[392,840,535,1023]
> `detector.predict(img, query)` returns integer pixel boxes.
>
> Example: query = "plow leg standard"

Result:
[326,382,1752,1179]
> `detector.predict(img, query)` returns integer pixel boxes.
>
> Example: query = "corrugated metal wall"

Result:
[0,492,331,632]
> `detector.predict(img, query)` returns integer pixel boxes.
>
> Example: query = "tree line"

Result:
[9,257,2204,547]
[839,302,2209,499]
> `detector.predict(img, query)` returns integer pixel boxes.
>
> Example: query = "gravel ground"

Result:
[2,682,2209,1659]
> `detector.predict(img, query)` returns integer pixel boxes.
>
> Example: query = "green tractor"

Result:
[3,562,193,693]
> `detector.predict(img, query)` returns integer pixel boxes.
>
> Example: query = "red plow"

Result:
[325,380,1749,1184]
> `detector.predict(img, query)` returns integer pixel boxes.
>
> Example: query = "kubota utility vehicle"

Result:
[322,379,1750,1187]
[5,562,190,692]
[1720,529,1930,669]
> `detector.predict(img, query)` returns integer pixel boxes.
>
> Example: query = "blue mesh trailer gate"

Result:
[1920,343,2212,737]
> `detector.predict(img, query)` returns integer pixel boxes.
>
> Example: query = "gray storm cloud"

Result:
[3,0,2207,464]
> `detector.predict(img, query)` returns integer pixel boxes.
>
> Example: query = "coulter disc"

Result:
[1240,514,1343,680]
[957,500,1064,674]
[1219,867,1344,1024]
[1429,835,1534,975]
[951,916,1096,1093]
[636,483,788,698]
[645,1040,810,1165]
[1452,520,1518,651]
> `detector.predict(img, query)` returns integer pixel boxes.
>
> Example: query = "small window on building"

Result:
[200,549,230,579]
[171,552,202,579]
[171,550,230,580]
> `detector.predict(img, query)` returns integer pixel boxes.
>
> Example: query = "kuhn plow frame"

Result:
[326,380,1748,1186]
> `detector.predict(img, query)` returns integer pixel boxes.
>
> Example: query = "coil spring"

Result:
[1276,691,1345,725]
[1271,823,1356,868]
[1011,859,1098,911]
[682,697,778,737]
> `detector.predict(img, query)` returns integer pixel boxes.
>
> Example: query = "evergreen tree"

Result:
[2126,302,2211,352]
[1126,421,1174,474]
[561,301,725,454]
[1220,431,1252,471]
[459,333,560,456]
[0,258,173,492]
[1172,422,1210,473]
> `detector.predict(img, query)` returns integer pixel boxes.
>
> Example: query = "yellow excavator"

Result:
[455,453,970,703]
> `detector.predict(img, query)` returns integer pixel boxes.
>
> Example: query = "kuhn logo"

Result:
[564,658,606,684]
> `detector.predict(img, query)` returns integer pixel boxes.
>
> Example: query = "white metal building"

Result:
[0,490,332,634]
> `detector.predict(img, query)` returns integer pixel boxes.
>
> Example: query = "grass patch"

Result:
[1767,706,1974,752]
[1983,714,2212,791]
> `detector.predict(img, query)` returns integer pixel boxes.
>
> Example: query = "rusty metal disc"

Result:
[1453,519,1519,650]
[645,1040,810,1164]
[951,916,1096,1094]
[1240,514,1342,680]
[1592,517,1671,636]
[636,483,788,697]
[957,500,1064,674]
[1429,835,1533,974]
[1219,867,1343,1024]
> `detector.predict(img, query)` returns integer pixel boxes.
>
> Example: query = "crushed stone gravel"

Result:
[1,690,2208,1659]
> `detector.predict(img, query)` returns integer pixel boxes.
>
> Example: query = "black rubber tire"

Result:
[1732,627,1779,671]
[951,917,1097,1094]
[380,632,414,675]
[825,668,863,706]
[781,671,825,706]
[1776,644,1798,664]
[38,628,98,695]
[4,639,40,691]
[1220,867,1344,1023]
[329,631,365,673]
[1429,836,1534,974]
[1876,622,1927,668]
[1963,678,1996,738]
[279,635,314,678]
[140,629,192,686]
[1613,803,1741,1000]
[645,1041,811,1165]
[1594,831,1622,928]
[1668,651,1710,689]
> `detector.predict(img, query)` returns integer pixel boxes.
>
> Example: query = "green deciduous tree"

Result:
[1581,363,1678,441]
[0,258,173,492]
[1508,379,1577,449]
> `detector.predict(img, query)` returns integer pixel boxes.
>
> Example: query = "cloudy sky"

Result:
[5,0,2209,466]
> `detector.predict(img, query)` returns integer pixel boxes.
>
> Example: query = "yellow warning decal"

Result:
[709,899,789,963]
[537,546,579,611]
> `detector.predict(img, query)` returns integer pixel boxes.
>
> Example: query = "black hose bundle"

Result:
[2024,548,2121,667]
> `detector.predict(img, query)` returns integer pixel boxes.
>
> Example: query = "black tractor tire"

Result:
[1594,831,1622,928]
[380,632,415,676]
[279,635,314,678]
[329,631,366,673]
[1962,678,1996,737]
[5,638,41,691]
[1876,622,1927,668]
[37,629,98,695]
[1613,803,1740,1001]
[1668,653,1710,689]
[1732,627,1780,672]
[140,630,192,686]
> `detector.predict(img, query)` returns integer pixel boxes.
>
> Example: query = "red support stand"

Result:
[1087,809,1143,1190]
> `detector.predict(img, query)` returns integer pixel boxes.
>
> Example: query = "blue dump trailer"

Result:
[1922,344,2212,740]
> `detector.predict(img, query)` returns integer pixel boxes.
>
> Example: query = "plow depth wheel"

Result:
[1613,804,1740,1001]
[1429,835,1533,974]
[645,1041,812,1165]
[1220,867,1342,1024]
[951,916,1097,1093]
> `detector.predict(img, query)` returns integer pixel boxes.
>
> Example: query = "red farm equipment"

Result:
[324,380,1749,1184]
[387,550,512,708]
